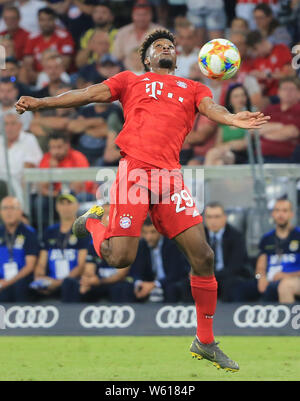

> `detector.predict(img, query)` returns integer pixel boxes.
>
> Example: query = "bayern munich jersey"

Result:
[103,71,213,170]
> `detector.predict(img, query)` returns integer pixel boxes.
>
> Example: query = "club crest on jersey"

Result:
[176,81,187,89]
[289,240,299,252]
[119,214,132,229]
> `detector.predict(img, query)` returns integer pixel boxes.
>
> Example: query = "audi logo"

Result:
[156,306,196,328]
[5,306,59,329]
[233,305,291,328]
[79,306,135,328]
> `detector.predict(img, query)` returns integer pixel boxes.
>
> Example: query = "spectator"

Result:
[0,0,46,35]
[235,0,279,30]
[62,204,133,302]
[229,17,249,34]
[32,193,89,301]
[0,196,39,302]
[0,57,33,97]
[175,24,199,79]
[0,112,43,205]
[253,3,292,47]
[0,5,29,61]
[68,101,123,166]
[233,199,300,303]
[204,84,250,165]
[76,53,122,86]
[185,0,226,46]
[130,217,192,303]
[226,31,265,110]
[35,50,71,91]
[22,7,75,84]
[46,0,95,46]
[112,0,162,70]
[246,30,294,98]
[75,29,110,69]
[203,202,251,302]
[0,78,33,130]
[259,77,300,163]
[79,1,118,54]
[38,131,94,199]
[29,84,76,152]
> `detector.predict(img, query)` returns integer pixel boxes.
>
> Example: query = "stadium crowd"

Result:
[0,0,300,304]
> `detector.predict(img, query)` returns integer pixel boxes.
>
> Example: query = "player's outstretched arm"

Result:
[198,97,270,130]
[15,83,112,114]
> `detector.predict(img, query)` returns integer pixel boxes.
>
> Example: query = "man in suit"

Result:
[130,216,192,302]
[204,202,252,301]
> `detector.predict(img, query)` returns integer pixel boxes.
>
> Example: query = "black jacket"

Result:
[205,223,251,280]
[129,237,190,287]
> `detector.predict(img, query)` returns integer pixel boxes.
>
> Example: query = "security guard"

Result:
[0,196,39,302]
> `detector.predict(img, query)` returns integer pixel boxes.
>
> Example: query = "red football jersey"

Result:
[252,44,292,96]
[103,71,212,169]
[24,28,75,71]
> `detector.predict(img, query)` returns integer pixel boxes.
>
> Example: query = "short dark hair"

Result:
[143,215,153,226]
[38,7,56,18]
[246,30,263,47]
[48,131,69,143]
[139,29,175,72]
[205,202,225,213]
[279,76,300,90]
[2,5,20,18]
[0,77,18,89]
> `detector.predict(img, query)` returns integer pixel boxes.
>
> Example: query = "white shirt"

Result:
[0,131,43,205]
[175,48,199,79]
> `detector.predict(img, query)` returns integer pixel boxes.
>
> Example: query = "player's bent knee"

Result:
[191,245,214,276]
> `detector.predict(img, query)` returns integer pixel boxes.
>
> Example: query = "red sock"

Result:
[190,275,218,344]
[86,218,107,258]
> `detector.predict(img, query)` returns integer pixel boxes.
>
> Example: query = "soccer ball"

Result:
[198,38,241,80]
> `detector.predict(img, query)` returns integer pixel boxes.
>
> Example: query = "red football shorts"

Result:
[104,155,202,240]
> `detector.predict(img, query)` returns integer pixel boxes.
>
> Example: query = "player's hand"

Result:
[230,111,271,130]
[15,96,43,114]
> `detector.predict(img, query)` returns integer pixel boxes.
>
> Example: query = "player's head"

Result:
[140,29,176,72]
[272,198,293,229]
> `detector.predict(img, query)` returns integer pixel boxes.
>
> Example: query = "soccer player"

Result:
[16,29,270,372]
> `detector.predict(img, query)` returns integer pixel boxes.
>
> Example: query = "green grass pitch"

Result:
[0,336,299,381]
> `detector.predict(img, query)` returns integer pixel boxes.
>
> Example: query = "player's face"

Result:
[204,207,227,233]
[146,38,176,72]
[272,201,293,228]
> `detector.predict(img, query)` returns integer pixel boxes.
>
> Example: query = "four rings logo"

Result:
[79,306,135,328]
[156,306,196,328]
[233,305,291,328]
[5,306,59,328]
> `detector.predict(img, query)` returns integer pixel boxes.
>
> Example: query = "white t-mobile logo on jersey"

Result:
[146,81,163,99]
